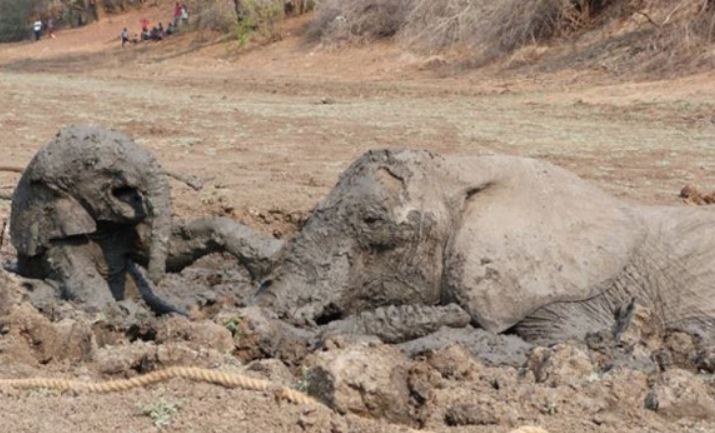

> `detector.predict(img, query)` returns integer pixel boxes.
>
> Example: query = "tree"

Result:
[0,0,33,42]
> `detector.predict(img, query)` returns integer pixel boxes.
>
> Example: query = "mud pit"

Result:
[2,11,715,432]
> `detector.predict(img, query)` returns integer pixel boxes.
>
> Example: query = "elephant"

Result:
[256,149,715,344]
[10,126,282,313]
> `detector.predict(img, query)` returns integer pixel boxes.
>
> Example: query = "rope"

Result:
[0,366,319,406]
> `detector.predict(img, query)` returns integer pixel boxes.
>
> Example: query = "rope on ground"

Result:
[0,166,23,173]
[0,366,319,406]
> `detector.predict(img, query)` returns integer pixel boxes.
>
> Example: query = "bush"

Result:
[307,0,414,43]
[186,0,239,33]
[0,0,33,42]
[234,0,285,44]
[309,0,715,73]
[187,0,284,42]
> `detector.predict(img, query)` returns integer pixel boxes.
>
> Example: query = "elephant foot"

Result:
[166,217,283,280]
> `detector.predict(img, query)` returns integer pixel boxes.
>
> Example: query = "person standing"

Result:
[181,3,189,25]
[173,2,182,27]
[47,17,56,39]
[121,27,129,47]
[33,19,43,41]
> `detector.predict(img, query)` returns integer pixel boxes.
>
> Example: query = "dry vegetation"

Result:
[309,0,715,74]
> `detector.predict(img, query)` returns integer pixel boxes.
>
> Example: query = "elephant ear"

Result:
[11,179,96,257]
[442,155,644,333]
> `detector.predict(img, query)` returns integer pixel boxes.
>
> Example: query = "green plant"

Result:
[292,367,310,392]
[224,315,243,340]
[139,399,181,429]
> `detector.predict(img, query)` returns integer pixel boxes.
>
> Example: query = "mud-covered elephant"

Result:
[10,126,281,313]
[257,149,715,343]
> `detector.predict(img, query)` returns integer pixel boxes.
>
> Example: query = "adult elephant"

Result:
[10,126,281,313]
[257,149,715,343]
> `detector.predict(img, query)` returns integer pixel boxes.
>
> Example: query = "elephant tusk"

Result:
[165,171,204,191]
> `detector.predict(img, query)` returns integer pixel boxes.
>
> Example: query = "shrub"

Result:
[309,0,715,74]
[307,0,414,43]
[0,0,33,42]
[186,0,239,33]
[234,0,285,44]
[187,0,284,42]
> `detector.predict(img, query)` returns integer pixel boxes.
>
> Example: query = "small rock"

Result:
[424,344,481,380]
[444,403,498,426]
[526,344,594,386]
[96,341,157,375]
[155,317,234,354]
[244,358,295,387]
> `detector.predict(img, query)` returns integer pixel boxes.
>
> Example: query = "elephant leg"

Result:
[43,238,116,312]
[319,304,471,344]
[165,217,283,280]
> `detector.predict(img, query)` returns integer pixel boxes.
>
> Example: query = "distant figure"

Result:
[166,22,175,36]
[33,20,42,41]
[158,22,164,36]
[173,2,182,27]
[181,3,189,25]
[47,18,56,39]
[121,27,129,47]
[140,18,150,33]
[150,25,163,41]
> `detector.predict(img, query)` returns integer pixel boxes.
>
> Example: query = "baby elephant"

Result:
[10,126,281,314]
[258,149,715,344]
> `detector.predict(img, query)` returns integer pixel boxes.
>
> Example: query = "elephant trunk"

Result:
[145,160,172,284]
[256,224,353,326]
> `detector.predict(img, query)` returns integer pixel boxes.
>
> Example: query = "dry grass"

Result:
[309,0,715,75]
[307,0,414,43]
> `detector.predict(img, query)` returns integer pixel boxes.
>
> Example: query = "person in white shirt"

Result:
[33,20,42,41]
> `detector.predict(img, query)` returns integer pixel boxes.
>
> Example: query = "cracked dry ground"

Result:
[2,37,715,433]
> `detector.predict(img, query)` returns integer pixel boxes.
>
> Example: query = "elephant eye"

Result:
[113,186,142,205]
[363,213,385,225]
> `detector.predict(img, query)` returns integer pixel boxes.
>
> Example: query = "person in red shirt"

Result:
[173,2,182,27]
[140,18,150,33]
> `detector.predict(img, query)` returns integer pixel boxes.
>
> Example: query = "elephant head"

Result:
[11,125,172,284]
[258,149,645,333]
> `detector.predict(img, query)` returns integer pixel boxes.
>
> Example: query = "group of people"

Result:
[31,17,56,41]
[121,2,189,48]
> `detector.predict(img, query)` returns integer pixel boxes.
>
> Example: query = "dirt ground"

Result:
[1,5,715,433]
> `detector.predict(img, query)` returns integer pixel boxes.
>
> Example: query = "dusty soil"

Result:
[1,5,715,433]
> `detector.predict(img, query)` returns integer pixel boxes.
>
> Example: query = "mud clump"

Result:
[680,184,715,205]
[645,369,715,420]
[526,344,594,386]
[304,341,414,424]
[0,303,96,366]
